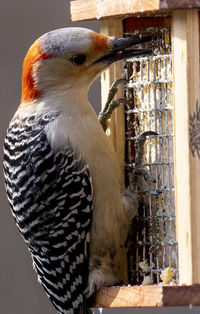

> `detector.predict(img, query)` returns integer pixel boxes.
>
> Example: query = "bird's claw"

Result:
[149,190,160,195]
[129,131,159,195]
[98,79,129,131]
[134,131,158,167]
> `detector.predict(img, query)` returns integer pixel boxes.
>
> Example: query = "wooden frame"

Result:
[93,285,200,307]
[70,0,200,21]
[172,9,200,285]
[100,10,200,305]
[70,1,200,308]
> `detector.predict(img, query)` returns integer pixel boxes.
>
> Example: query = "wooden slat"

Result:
[70,0,160,21]
[172,9,200,285]
[100,19,116,148]
[93,285,200,307]
[189,9,200,285]
[70,0,97,21]
[94,286,163,307]
[70,0,200,21]
[100,19,125,190]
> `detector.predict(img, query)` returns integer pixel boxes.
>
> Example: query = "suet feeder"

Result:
[70,0,200,308]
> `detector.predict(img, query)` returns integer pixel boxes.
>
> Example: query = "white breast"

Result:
[44,97,128,243]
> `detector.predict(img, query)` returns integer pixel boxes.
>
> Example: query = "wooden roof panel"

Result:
[70,0,200,21]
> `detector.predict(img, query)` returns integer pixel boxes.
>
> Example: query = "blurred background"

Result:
[0,1,199,313]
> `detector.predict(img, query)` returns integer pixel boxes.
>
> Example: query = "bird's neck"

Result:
[16,84,91,119]
[41,86,90,115]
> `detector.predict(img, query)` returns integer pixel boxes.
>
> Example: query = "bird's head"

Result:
[21,27,152,103]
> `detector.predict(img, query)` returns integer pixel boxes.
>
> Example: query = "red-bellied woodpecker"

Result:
[3,28,153,314]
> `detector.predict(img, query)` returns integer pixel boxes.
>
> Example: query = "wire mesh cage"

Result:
[123,17,178,285]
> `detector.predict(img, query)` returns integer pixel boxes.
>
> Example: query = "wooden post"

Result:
[100,18,125,189]
[172,9,200,285]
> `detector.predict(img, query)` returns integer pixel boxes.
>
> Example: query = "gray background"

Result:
[0,0,199,313]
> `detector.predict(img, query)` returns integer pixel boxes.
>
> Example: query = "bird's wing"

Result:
[3,114,93,314]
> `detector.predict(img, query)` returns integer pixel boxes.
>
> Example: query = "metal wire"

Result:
[124,26,178,285]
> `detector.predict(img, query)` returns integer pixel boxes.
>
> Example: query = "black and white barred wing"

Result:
[3,117,93,314]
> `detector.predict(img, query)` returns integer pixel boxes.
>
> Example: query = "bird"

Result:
[3,27,153,314]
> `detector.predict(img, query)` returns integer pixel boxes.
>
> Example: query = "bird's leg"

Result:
[123,131,160,221]
[98,79,129,131]
[130,131,160,195]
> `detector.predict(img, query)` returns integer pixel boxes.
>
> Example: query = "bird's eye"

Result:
[69,54,86,65]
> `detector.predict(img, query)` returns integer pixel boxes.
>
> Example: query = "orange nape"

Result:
[21,38,49,102]
[90,32,110,54]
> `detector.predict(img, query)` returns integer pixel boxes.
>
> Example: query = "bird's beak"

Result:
[94,36,154,64]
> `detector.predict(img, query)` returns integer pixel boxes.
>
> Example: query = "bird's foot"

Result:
[87,269,118,297]
[130,131,160,195]
[98,79,130,131]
